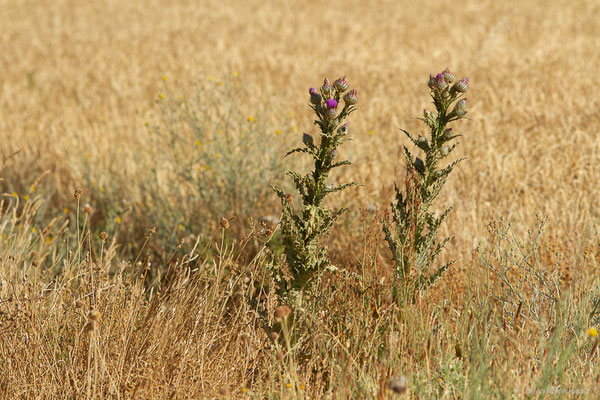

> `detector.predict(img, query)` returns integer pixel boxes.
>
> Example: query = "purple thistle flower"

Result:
[454,77,469,93]
[434,74,448,91]
[343,89,358,105]
[326,98,338,109]
[309,87,318,96]
[333,76,349,92]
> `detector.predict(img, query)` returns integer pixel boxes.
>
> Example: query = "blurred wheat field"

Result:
[2,0,600,398]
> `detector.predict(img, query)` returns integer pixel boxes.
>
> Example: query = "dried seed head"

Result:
[220,217,230,230]
[99,231,108,241]
[83,204,93,215]
[276,350,285,361]
[75,299,84,308]
[73,188,83,199]
[389,375,408,394]
[269,331,279,341]
[89,310,101,321]
[274,305,291,321]
[84,321,96,332]
[145,227,157,238]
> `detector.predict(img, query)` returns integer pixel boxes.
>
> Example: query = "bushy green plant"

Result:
[383,68,469,301]
[273,77,359,292]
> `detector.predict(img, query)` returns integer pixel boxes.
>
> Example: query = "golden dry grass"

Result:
[1,0,600,398]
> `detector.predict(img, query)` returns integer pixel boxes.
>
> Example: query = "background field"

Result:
[1,0,600,398]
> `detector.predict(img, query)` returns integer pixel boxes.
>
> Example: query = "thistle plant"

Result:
[273,76,359,292]
[383,68,469,301]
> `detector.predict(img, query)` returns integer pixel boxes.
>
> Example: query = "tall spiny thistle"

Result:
[273,77,359,292]
[383,68,469,301]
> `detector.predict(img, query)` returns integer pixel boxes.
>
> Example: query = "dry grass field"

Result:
[1,0,600,398]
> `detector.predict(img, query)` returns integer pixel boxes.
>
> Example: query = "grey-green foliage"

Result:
[273,77,359,291]
[383,69,469,301]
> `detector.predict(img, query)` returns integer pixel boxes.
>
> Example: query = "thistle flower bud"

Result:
[414,157,425,174]
[309,87,322,105]
[441,68,455,83]
[302,132,314,147]
[423,109,433,119]
[428,74,437,89]
[452,98,467,118]
[417,136,427,146]
[337,122,348,134]
[453,77,469,93]
[326,98,338,109]
[321,78,333,98]
[343,89,358,105]
[333,76,349,92]
[434,74,448,91]
[324,107,337,120]
[440,146,449,156]
[442,128,453,139]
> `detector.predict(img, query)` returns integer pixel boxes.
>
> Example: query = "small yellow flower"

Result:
[588,328,598,337]
[178,224,183,230]
[299,384,305,390]
[288,111,295,118]
[205,165,211,170]
[45,236,51,243]
[216,153,221,159]
[159,93,165,99]
[233,70,239,77]
[218,81,224,86]
[23,195,29,200]
[162,75,167,81]
[275,129,282,135]
[31,227,36,233]
[64,208,69,215]
[291,126,297,132]
[285,383,291,389]
[195,140,201,147]
[208,76,214,82]
[369,130,374,135]
[247,116,256,122]
[99,186,105,193]
[241,387,247,393]
[30,186,36,193]
[12,192,17,197]
[115,217,121,224]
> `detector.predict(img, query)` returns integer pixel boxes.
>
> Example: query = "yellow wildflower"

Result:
[275,129,282,135]
[588,328,598,337]
[115,217,121,224]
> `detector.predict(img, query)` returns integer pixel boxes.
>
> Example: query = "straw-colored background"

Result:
[2,0,599,277]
